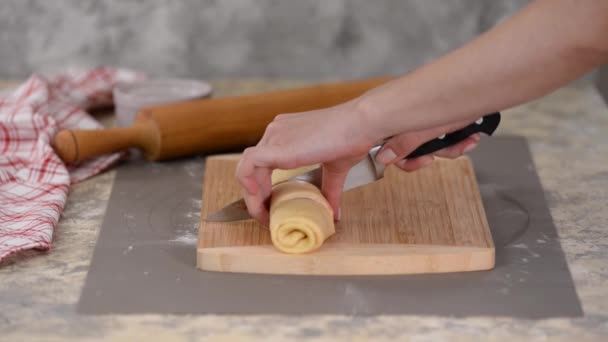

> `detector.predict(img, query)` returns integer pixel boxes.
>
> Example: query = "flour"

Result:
[171,231,197,245]
[183,162,202,179]
[123,245,133,255]
[191,198,202,208]
[511,242,541,258]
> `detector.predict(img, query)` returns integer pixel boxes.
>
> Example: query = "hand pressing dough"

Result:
[269,167,335,254]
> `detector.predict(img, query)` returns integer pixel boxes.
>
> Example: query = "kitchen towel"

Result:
[0,67,142,262]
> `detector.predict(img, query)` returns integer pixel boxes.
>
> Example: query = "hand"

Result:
[375,119,481,171]
[236,100,375,225]
[236,100,481,225]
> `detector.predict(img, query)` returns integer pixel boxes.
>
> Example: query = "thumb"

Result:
[375,119,475,164]
[375,130,439,164]
[320,163,350,221]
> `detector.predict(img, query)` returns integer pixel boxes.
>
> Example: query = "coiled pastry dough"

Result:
[269,168,335,254]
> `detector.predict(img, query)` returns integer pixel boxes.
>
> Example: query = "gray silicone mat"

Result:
[77,136,583,318]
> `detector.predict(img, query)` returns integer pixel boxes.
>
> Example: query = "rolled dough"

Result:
[269,167,335,254]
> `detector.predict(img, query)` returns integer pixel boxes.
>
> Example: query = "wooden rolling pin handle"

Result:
[53,77,392,164]
[53,123,156,164]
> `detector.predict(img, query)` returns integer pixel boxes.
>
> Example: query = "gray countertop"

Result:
[1,79,607,341]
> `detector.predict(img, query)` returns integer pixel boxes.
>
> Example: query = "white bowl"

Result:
[113,78,212,127]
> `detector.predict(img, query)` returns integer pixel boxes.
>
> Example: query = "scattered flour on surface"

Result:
[191,198,202,208]
[171,231,198,246]
[183,162,202,178]
[511,243,541,258]
[123,245,133,255]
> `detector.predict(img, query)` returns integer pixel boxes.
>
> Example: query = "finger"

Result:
[272,113,294,121]
[376,119,477,164]
[242,189,268,225]
[434,134,480,159]
[239,167,272,225]
[375,134,413,164]
[393,134,479,172]
[395,155,434,172]
[236,147,281,224]
[236,145,292,193]
[253,166,273,225]
[236,147,261,196]
[321,165,349,220]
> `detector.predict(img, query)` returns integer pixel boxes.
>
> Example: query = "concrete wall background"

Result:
[2,1,529,80]
[597,67,608,104]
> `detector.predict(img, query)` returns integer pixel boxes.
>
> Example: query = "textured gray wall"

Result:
[1,0,529,80]
[597,67,608,104]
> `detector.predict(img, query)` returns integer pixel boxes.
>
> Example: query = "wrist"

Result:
[352,75,442,141]
[352,91,391,144]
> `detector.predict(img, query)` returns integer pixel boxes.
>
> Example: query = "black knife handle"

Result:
[405,112,501,159]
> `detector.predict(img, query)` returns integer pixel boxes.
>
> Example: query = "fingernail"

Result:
[397,159,408,168]
[336,208,342,221]
[472,134,481,142]
[463,142,477,154]
[376,148,397,164]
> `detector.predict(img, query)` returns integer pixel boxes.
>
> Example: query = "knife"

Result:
[205,112,501,222]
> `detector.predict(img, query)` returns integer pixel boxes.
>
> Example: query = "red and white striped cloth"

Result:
[0,67,143,262]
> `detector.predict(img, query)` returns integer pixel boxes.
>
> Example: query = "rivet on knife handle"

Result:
[405,112,501,159]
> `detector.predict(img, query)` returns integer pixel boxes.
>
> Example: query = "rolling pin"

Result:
[53,77,391,163]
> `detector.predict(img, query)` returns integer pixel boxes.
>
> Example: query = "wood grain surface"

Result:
[197,154,494,275]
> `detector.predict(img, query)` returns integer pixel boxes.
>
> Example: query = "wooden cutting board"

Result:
[197,154,495,275]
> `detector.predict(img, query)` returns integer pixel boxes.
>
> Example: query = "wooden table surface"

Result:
[1,78,607,341]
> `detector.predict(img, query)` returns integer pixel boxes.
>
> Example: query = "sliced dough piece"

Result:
[269,180,335,254]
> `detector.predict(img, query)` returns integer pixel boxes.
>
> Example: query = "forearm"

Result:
[359,0,608,139]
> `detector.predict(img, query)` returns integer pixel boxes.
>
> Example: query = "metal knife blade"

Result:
[205,112,501,222]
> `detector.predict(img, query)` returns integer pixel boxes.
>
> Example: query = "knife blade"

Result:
[205,112,501,222]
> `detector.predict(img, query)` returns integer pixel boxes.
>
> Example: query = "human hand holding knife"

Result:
[208,112,500,222]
